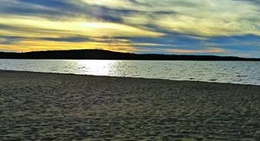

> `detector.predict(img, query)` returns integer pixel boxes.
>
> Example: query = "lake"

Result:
[0,59,259,85]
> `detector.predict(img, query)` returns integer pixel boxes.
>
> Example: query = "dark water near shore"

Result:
[0,59,259,85]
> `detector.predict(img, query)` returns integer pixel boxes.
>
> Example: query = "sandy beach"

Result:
[0,70,259,141]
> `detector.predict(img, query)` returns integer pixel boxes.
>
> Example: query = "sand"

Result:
[0,70,259,141]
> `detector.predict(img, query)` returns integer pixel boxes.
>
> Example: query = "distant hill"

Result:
[0,49,259,61]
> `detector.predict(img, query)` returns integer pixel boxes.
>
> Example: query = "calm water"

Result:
[0,59,260,85]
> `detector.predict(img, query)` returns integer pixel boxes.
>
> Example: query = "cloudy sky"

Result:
[0,0,260,57]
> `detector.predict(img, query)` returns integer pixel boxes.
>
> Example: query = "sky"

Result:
[0,0,260,58]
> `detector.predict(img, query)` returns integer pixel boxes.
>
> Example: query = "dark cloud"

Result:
[40,36,89,42]
[152,11,177,15]
[0,35,90,44]
[88,6,135,22]
[0,36,22,45]
[17,0,72,8]
[0,0,82,19]
[233,0,260,4]
[127,0,139,4]
[0,6,66,19]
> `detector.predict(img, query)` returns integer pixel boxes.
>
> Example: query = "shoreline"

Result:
[1,69,259,87]
[1,70,260,140]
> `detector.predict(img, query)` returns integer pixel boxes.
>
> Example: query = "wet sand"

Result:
[0,70,259,141]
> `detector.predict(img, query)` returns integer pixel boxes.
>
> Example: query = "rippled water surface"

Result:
[0,59,259,85]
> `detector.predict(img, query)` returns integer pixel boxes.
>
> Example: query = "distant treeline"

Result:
[0,49,259,61]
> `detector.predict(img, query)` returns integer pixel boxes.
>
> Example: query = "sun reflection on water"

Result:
[76,60,117,76]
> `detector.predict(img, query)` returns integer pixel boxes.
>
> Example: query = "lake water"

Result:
[0,59,259,85]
